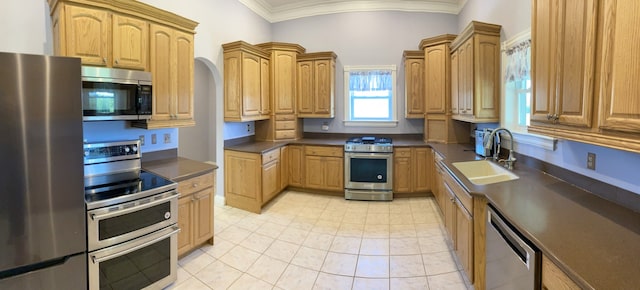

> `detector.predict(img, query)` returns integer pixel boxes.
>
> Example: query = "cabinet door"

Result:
[224,51,242,121]
[304,155,324,189]
[314,59,334,116]
[598,0,640,133]
[324,157,344,191]
[193,189,213,245]
[532,0,597,127]
[260,57,271,116]
[425,44,447,114]
[280,146,289,191]
[443,182,457,247]
[393,155,412,193]
[177,196,193,256]
[541,255,581,290]
[242,53,263,118]
[289,145,305,187]
[112,14,148,70]
[65,5,110,66]
[461,39,474,115]
[175,30,194,120]
[413,148,431,192]
[273,51,297,114]
[450,50,460,115]
[474,34,500,119]
[297,61,314,115]
[456,201,473,282]
[556,0,597,127]
[531,0,558,123]
[149,24,173,121]
[405,57,425,117]
[224,150,262,213]
[262,160,280,203]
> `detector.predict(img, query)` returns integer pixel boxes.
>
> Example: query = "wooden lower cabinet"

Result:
[542,255,581,290]
[177,171,215,257]
[288,145,305,187]
[393,147,431,194]
[435,155,485,288]
[304,146,343,191]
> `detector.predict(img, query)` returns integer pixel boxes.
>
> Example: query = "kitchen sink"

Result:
[451,160,519,185]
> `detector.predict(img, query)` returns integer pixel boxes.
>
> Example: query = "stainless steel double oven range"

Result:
[84,140,179,290]
[344,136,394,201]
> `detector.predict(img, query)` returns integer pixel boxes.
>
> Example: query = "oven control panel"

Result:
[344,144,393,153]
[84,140,141,164]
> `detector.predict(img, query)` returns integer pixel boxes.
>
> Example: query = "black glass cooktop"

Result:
[84,170,175,205]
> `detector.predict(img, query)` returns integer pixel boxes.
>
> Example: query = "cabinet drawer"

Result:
[276,121,296,130]
[262,149,281,165]
[178,172,214,196]
[305,145,343,157]
[442,169,473,215]
[275,130,296,140]
[394,148,411,157]
[275,114,296,121]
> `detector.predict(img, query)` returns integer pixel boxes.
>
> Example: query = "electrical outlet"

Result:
[164,133,171,144]
[587,152,596,170]
[321,122,329,131]
[151,134,157,144]
[139,135,145,146]
[246,123,251,132]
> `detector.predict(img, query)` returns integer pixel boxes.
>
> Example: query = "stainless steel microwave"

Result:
[81,66,152,121]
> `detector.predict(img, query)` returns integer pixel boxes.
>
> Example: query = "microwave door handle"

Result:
[90,191,179,221]
[91,226,180,264]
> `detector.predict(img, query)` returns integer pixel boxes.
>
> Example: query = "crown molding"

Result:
[239,0,466,23]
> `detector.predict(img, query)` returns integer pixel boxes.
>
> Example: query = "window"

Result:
[344,65,397,127]
[502,31,556,151]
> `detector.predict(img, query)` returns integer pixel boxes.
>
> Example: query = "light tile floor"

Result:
[167,190,473,290]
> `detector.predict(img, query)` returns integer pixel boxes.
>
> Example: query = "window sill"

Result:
[501,131,557,151]
[343,120,399,127]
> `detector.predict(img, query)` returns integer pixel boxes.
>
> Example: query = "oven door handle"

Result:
[90,191,178,221]
[91,226,180,264]
[345,152,393,158]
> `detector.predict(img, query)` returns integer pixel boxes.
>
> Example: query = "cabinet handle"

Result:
[102,57,107,64]
[115,59,119,65]
[546,114,552,120]
[192,183,199,188]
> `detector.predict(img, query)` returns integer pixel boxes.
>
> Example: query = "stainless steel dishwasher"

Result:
[486,205,541,290]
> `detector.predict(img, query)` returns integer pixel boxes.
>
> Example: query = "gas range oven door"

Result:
[344,152,393,191]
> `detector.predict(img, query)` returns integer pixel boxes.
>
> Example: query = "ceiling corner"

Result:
[238,0,276,23]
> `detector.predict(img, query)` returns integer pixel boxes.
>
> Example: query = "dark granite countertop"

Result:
[142,157,218,182]
[225,137,639,289]
[430,143,640,290]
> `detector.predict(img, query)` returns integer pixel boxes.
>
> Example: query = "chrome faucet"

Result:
[484,128,517,170]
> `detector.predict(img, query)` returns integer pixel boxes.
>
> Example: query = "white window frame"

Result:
[343,65,398,127]
[501,29,557,151]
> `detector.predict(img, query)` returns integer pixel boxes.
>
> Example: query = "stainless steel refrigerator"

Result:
[0,52,87,289]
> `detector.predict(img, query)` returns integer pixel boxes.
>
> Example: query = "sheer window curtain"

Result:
[504,39,531,132]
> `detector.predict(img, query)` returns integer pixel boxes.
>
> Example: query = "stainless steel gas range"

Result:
[344,136,394,201]
[84,140,179,290]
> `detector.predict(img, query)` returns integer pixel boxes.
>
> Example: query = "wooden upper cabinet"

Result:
[403,51,425,118]
[450,50,460,115]
[297,52,337,118]
[49,0,198,129]
[222,41,270,122]
[137,24,195,128]
[297,60,314,115]
[597,0,640,134]
[112,14,148,70]
[531,0,598,127]
[255,43,306,115]
[62,5,111,66]
[420,34,457,115]
[450,21,501,123]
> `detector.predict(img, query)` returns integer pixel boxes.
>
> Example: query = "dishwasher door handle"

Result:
[488,209,532,269]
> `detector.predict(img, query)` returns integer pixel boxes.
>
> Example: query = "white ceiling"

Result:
[239,0,466,23]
